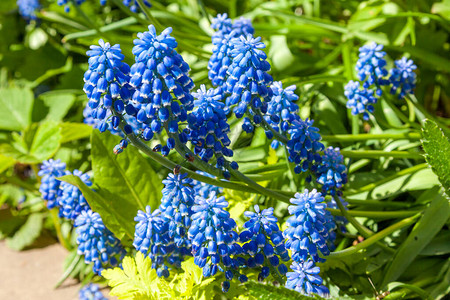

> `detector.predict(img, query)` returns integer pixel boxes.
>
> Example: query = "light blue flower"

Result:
[389,57,417,99]
[285,260,329,297]
[58,169,92,220]
[79,283,107,300]
[344,80,378,121]
[38,159,68,209]
[315,147,347,196]
[356,42,388,94]
[17,0,40,21]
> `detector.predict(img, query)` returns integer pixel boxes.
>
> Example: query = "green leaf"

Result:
[243,281,322,300]
[432,0,450,20]
[420,230,450,256]
[58,174,134,241]
[102,252,160,300]
[0,87,34,131]
[60,122,93,143]
[0,121,61,163]
[382,193,450,286]
[0,154,15,173]
[6,213,44,250]
[34,92,75,122]
[421,119,450,196]
[91,130,162,211]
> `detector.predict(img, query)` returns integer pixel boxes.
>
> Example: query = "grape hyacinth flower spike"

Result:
[186,85,235,167]
[389,57,417,99]
[344,80,378,121]
[133,206,175,277]
[225,34,273,123]
[188,193,244,290]
[79,283,107,300]
[38,159,68,209]
[58,170,92,220]
[284,189,335,263]
[83,39,136,152]
[239,205,290,281]
[356,42,388,95]
[286,260,329,297]
[315,147,347,196]
[75,210,125,275]
[129,25,195,154]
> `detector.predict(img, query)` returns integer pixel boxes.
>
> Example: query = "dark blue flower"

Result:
[225,34,273,121]
[264,81,299,139]
[79,283,107,300]
[192,171,223,198]
[344,80,378,121]
[38,159,68,209]
[286,118,324,174]
[389,57,417,99]
[315,147,347,196]
[75,210,125,275]
[122,0,152,13]
[284,189,334,263]
[285,260,329,297]
[239,205,289,280]
[356,42,388,93]
[17,0,40,21]
[186,85,235,165]
[130,25,194,151]
[133,206,175,277]
[58,170,92,220]
[188,193,243,288]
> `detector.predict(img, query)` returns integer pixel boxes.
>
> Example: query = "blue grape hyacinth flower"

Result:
[58,170,92,220]
[122,0,152,13]
[159,172,195,253]
[38,159,68,209]
[225,35,273,122]
[192,171,223,198]
[133,206,175,277]
[17,0,40,21]
[315,147,347,196]
[188,193,244,287]
[389,57,417,99]
[356,42,388,94]
[284,189,334,263]
[286,260,329,297]
[286,118,324,174]
[75,210,125,275]
[83,39,136,151]
[186,85,235,165]
[208,14,254,88]
[79,283,107,300]
[130,25,194,151]
[239,205,290,281]
[344,80,378,121]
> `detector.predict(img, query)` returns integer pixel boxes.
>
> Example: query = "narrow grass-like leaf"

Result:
[382,193,450,287]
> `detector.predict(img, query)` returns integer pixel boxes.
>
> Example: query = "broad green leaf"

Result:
[34,92,75,122]
[6,213,44,250]
[91,130,162,211]
[382,193,450,286]
[421,119,450,195]
[60,122,93,143]
[58,174,134,241]
[420,230,450,256]
[0,121,61,163]
[0,154,15,173]
[0,87,34,131]
[269,35,295,71]
[432,0,450,20]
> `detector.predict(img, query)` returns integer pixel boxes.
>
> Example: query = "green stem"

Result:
[54,255,82,288]
[327,214,419,258]
[328,208,421,219]
[322,132,421,142]
[135,0,164,30]
[341,150,423,159]
[50,208,71,251]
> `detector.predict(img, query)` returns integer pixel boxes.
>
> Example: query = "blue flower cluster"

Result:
[83,39,135,153]
[58,169,92,220]
[283,189,333,296]
[315,147,347,196]
[389,57,417,99]
[79,283,107,300]
[286,260,329,296]
[239,205,289,281]
[75,210,126,275]
[356,42,388,94]
[192,171,223,198]
[186,85,235,167]
[344,80,377,121]
[208,14,254,88]
[38,159,68,209]
[188,193,244,292]
[286,119,324,174]
[129,25,194,154]
[57,0,151,13]
[17,0,40,21]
